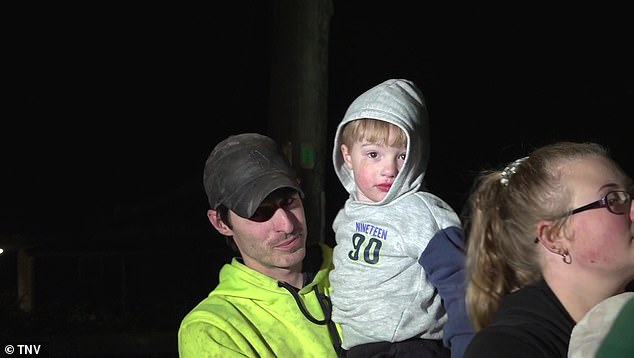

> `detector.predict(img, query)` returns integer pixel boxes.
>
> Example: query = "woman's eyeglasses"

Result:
[568,190,632,216]
[536,190,632,243]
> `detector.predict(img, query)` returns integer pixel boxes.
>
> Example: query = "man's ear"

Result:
[341,144,353,169]
[208,209,232,236]
[535,219,562,254]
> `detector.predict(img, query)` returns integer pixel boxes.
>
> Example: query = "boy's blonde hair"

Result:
[341,119,406,148]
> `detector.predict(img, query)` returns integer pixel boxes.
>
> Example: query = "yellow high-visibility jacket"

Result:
[178,243,342,358]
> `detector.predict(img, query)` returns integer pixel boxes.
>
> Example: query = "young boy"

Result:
[330,79,473,357]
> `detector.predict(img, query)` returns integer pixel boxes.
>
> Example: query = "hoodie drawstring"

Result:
[278,282,344,357]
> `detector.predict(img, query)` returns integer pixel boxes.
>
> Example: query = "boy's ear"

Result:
[341,144,353,169]
[535,219,562,254]
[208,209,232,236]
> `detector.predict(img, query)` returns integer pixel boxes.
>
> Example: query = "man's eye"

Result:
[249,204,276,222]
[280,197,295,208]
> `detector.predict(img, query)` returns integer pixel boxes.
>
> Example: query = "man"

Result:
[178,133,342,358]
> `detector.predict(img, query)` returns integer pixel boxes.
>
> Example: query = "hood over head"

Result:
[332,78,429,204]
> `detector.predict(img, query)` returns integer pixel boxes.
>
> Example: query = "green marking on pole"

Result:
[300,142,314,169]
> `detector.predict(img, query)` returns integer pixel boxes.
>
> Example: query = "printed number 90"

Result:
[347,233,382,264]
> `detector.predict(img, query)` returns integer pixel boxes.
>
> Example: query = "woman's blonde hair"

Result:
[463,141,623,330]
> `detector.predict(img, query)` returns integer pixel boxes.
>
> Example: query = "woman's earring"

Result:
[561,250,571,264]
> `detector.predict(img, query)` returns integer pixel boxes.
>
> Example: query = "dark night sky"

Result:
[4,4,271,237]
[3,3,633,238]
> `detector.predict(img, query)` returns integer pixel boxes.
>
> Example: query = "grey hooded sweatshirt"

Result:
[330,79,473,357]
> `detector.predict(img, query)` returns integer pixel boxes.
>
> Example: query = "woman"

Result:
[462,141,634,357]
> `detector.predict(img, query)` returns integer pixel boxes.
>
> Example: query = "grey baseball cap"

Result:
[203,133,303,219]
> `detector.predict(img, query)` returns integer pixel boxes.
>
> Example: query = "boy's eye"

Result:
[368,152,378,158]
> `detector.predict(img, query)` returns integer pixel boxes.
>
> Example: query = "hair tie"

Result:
[500,156,529,187]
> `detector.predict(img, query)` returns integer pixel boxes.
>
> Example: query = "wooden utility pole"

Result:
[268,0,333,245]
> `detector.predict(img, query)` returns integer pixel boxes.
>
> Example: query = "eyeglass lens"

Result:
[607,191,631,214]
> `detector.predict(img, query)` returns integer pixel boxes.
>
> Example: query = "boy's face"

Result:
[341,131,407,202]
